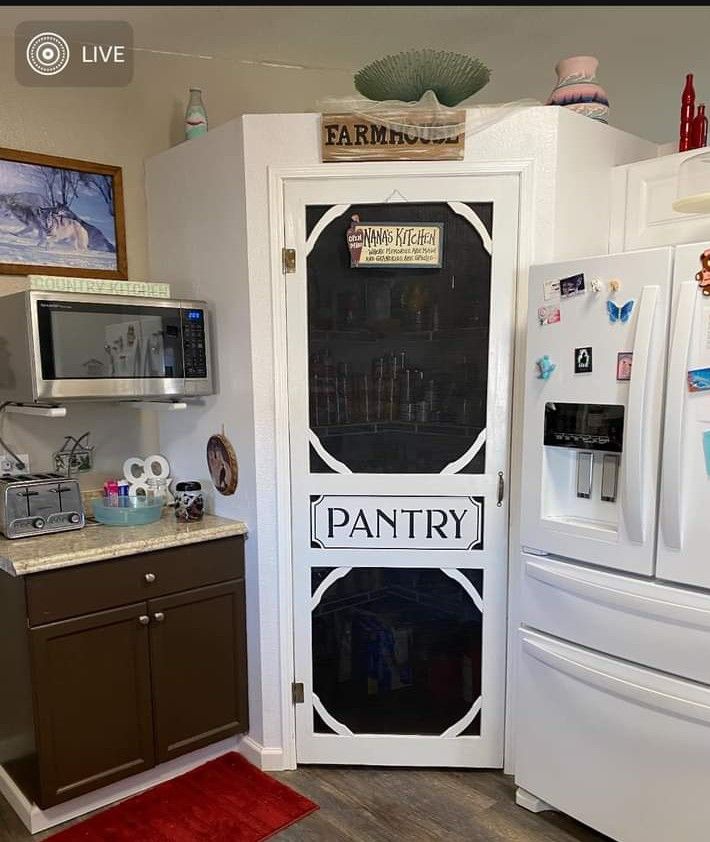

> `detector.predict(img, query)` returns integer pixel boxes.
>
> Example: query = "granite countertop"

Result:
[0,513,247,577]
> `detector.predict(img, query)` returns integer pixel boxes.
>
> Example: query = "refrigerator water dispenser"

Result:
[542,403,625,528]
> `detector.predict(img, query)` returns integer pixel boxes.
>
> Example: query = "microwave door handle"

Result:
[661,281,696,551]
[622,284,658,545]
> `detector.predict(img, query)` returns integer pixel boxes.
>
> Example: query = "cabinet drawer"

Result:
[26,536,244,625]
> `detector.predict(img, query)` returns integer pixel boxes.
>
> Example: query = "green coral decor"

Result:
[354,49,491,107]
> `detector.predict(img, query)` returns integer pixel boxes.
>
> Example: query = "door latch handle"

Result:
[497,472,505,507]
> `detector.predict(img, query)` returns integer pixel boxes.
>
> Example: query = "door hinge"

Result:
[292,681,304,704]
[282,248,296,274]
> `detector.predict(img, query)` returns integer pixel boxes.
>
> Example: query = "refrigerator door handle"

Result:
[661,281,696,551]
[622,284,658,545]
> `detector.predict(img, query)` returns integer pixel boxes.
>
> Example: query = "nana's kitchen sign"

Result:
[310,495,484,550]
[321,112,465,162]
[347,217,443,268]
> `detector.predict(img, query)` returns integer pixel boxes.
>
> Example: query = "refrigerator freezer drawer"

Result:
[516,629,710,842]
[522,552,710,685]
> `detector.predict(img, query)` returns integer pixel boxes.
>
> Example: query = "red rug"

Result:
[49,753,318,841]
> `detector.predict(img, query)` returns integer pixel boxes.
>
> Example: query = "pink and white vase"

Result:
[547,56,609,124]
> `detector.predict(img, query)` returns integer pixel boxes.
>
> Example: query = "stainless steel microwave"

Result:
[0,291,214,402]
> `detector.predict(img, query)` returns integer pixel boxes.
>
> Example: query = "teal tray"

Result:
[92,496,165,526]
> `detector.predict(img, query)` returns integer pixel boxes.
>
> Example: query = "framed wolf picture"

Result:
[0,148,127,279]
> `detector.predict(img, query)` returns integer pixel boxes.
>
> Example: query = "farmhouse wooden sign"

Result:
[347,218,444,268]
[321,111,465,162]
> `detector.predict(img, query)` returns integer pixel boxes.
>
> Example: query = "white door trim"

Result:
[267,160,535,771]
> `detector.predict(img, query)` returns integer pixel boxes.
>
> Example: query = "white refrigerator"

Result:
[514,242,710,842]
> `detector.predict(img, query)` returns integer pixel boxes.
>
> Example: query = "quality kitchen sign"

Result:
[321,111,465,161]
[310,495,484,550]
[347,216,443,268]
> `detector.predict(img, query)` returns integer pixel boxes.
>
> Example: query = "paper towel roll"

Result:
[144,454,170,480]
[123,457,146,483]
[128,481,151,497]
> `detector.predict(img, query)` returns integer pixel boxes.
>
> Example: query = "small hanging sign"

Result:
[206,431,239,496]
[321,111,465,162]
[346,216,443,268]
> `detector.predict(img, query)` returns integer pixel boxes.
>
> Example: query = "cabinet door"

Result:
[612,152,710,251]
[149,580,248,763]
[30,603,155,808]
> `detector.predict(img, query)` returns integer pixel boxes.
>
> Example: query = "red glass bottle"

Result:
[691,103,708,149]
[680,73,696,152]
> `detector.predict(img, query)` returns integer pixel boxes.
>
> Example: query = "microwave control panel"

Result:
[182,309,207,378]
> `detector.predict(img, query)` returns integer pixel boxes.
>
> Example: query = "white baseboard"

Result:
[239,735,287,771]
[1,736,242,835]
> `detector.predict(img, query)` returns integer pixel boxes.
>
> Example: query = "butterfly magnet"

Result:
[607,299,635,324]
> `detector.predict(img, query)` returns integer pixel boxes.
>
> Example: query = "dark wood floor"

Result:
[0,767,612,841]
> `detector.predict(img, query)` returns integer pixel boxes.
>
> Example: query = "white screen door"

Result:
[285,171,518,766]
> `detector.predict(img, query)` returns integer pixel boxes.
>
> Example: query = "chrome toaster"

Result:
[0,473,85,539]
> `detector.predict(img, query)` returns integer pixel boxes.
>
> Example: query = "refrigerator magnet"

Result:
[607,299,635,324]
[559,273,586,298]
[536,356,556,380]
[590,278,602,293]
[574,347,593,374]
[688,367,710,392]
[543,279,561,301]
[695,249,710,296]
[537,305,561,325]
[616,352,633,381]
[608,278,621,294]
[704,431,710,477]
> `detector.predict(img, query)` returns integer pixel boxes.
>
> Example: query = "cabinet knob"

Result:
[153,612,165,623]
[138,615,150,625]
[144,573,156,583]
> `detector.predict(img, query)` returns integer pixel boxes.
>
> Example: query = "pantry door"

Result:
[285,170,519,767]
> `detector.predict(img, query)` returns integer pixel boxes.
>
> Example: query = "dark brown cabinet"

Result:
[0,535,248,809]
[30,603,156,807]
[149,580,248,763]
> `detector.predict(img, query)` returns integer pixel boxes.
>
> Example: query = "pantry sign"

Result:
[310,495,484,551]
[346,218,444,268]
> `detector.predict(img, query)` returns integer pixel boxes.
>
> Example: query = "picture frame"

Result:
[0,147,127,279]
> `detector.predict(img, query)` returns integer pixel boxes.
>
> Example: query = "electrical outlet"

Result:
[0,453,30,475]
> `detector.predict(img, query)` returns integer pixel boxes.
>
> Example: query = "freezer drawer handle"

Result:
[497,472,505,507]
[522,633,710,725]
